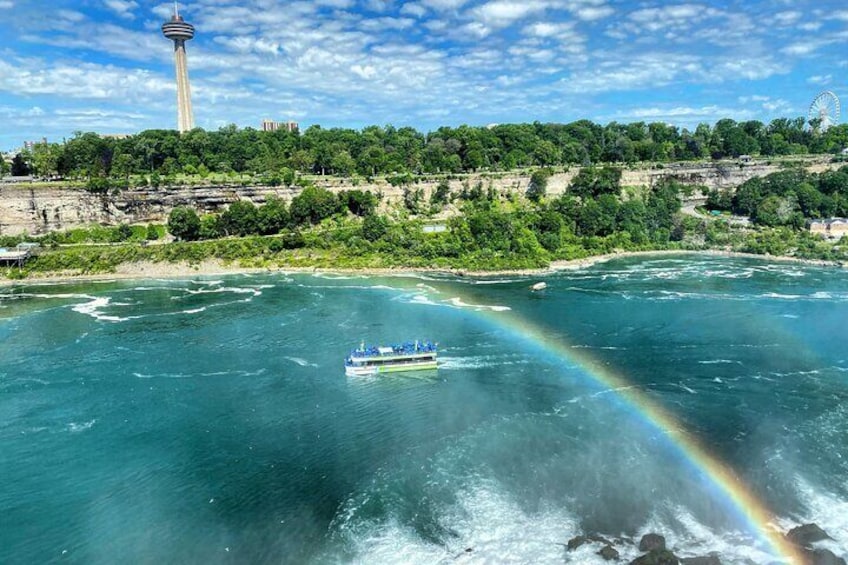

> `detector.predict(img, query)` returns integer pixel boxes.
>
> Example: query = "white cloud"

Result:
[420,0,468,11]
[524,22,574,38]
[470,0,549,28]
[574,5,614,21]
[351,64,377,79]
[807,74,832,86]
[772,10,801,26]
[782,40,826,56]
[400,2,427,17]
[103,0,139,19]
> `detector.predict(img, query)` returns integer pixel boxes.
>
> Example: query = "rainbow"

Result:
[430,285,805,564]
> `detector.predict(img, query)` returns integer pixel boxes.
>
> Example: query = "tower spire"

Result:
[161,4,195,132]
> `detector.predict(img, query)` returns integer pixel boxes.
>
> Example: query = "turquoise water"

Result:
[1,256,846,563]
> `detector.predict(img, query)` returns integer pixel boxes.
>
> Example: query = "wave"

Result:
[132,369,266,379]
[283,356,318,367]
[328,478,789,564]
[443,297,510,311]
[777,478,848,560]
[397,291,511,311]
[71,296,140,323]
[68,419,96,433]
[438,355,529,370]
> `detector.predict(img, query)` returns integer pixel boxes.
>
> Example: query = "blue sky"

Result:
[1,0,847,149]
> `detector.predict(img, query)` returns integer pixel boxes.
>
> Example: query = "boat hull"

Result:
[345,359,438,377]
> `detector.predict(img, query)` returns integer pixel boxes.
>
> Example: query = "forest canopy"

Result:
[11,118,848,180]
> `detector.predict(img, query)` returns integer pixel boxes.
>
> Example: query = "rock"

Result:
[786,523,834,548]
[566,534,613,550]
[630,549,680,565]
[598,545,620,561]
[567,536,588,550]
[639,533,667,552]
[680,555,722,565]
[801,548,847,565]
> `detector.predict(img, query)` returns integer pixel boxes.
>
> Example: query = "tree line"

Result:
[10,117,848,181]
[707,165,848,226]
[166,168,685,259]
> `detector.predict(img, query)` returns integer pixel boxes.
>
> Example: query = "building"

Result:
[161,4,196,133]
[261,119,299,133]
[23,138,47,151]
[809,218,848,239]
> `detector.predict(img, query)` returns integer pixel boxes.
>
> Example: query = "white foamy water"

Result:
[444,297,511,311]
[335,480,791,565]
[71,296,139,322]
[67,419,96,433]
[283,356,318,367]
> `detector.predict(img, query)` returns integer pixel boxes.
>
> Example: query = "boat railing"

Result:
[348,341,437,359]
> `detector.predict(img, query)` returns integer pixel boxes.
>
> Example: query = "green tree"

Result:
[167,206,201,241]
[257,196,291,235]
[430,179,450,206]
[112,153,135,181]
[569,167,621,199]
[290,186,342,225]
[753,195,785,227]
[146,224,160,241]
[340,190,377,217]
[30,143,63,178]
[220,200,259,236]
[526,168,552,202]
[362,213,388,242]
[11,153,30,176]
[199,215,222,240]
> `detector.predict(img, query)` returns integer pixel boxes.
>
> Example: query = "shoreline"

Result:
[0,249,843,287]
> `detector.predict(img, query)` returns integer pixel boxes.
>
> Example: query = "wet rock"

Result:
[680,555,722,565]
[598,545,620,561]
[630,549,679,565]
[786,523,833,548]
[639,533,667,552]
[567,534,613,550]
[801,548,846,565]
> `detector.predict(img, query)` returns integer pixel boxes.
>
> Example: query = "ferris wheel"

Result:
[808,90,840,132]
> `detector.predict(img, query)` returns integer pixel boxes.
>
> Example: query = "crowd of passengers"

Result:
[350,341,437,358]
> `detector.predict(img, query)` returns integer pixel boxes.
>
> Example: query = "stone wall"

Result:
[0,159,837,236]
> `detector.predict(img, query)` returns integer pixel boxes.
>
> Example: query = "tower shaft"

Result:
[173,39,194,132]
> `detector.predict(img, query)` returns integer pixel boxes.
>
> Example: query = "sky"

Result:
[1,0,847,149]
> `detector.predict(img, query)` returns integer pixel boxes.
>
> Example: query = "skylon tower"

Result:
[161,3,195,132]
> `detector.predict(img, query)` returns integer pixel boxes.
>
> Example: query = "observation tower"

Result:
[161,3,195,133]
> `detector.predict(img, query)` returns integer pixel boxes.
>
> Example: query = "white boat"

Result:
[531,282,547,291]
[345,340,438,376]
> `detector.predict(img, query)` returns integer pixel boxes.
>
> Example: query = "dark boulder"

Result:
[680,555,722,565]
[639,533,667,552]
[567,534,613,550]
[801,548,846,565]
[786,524,833,548]
[630,549,679,565]
[598,545,620,561]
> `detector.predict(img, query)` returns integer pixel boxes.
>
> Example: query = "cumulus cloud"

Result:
[470,0,548,29]
[0,0,839,143]
[103,0,138,19]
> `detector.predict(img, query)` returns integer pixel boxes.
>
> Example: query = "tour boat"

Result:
[345,340,438,376]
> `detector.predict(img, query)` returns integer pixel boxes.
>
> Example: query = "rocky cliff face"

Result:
[0,160,836,236]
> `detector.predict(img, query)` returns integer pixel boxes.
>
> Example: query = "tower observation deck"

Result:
[162,5,195,133]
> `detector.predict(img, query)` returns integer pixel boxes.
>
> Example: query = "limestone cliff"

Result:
[0,160,837,236]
